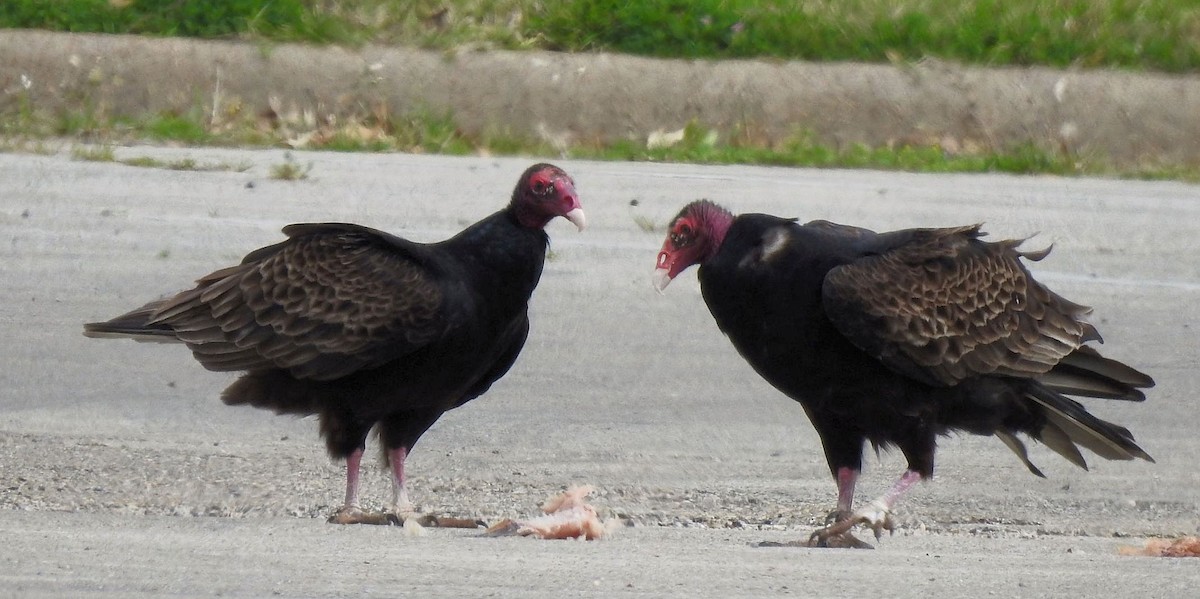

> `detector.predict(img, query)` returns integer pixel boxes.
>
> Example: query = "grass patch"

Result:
[2,1,1199,72]
[529,0,1200,72]
[67,139,250,171]
[71,144,116,162]
[119,155,252,172]
[574,123,1087,177]
[0,0,353,43]
[144,113,212,143]
[6,104,1194,182]
[270,152,312,180]
[57,106,106,137]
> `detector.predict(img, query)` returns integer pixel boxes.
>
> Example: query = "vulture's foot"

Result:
[327,506,403,526]
[413,513,488,529]
[807,500,895,548]
[326,505,485,528]
[756,534,873,549]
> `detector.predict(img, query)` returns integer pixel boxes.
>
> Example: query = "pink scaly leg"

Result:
[343,447,364,510]
[879,469,922,508]
[835,467,858,519]
[327,448,399,525]
[388,446,415,516]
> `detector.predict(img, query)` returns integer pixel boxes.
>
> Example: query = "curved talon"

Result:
[868,516,896,539]
[807,523,875,549]
[809,517,859,546]
[327,506,403,526]
[855,499,896,540]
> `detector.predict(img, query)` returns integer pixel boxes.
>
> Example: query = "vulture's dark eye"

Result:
[531,180,553,196]
[671,225,694,247]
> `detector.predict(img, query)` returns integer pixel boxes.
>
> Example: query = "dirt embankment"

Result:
[2,29,1198,168]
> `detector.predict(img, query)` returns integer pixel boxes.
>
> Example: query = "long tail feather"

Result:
[1036,418,1090,470]
[83,301,182,343]
[1026,385,1154,467]
[1039,346,1153,401]
[996,431,1046,478]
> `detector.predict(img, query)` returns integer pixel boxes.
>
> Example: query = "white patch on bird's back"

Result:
[755,227,792,264]
[739,227,790,269]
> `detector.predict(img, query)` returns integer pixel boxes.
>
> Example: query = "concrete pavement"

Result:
[0,148,1197,597]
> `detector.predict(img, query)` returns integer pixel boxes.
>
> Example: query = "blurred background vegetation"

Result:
[3,1,1196,178]
[2,0,1198,72]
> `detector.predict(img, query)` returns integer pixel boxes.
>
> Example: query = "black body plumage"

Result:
[85,163,585,520]
[691,212,1152,480]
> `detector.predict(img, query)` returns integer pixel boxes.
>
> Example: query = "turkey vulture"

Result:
[84,163,585,525]
[653,200,1153,547]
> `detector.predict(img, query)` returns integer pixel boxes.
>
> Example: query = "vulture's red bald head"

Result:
[654,200,734,292]
[512,163,586,232]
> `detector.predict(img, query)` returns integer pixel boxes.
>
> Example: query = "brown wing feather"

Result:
[822,225,1091,387]
[146,228,446,381]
